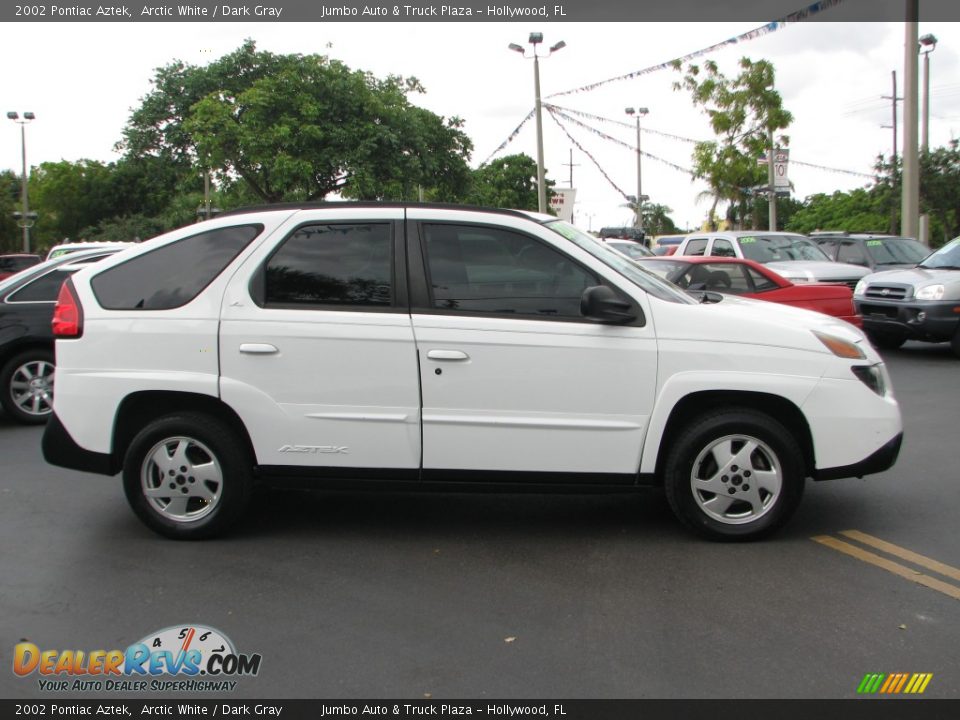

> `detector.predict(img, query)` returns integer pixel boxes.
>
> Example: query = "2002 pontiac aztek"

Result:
[42,204,903,541]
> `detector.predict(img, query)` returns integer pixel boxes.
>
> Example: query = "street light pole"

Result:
[509,33,565,214]
[7,111,36,254]
[625,107,649,232]
[919,33,937,152]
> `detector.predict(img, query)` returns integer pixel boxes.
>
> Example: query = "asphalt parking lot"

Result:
[2,342,958,700]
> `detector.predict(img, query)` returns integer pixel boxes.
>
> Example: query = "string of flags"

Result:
[547,106,698,178]
[547,0,847,99]
[480,109,535,167]
[546,109,633,201]
[550,105,876,179]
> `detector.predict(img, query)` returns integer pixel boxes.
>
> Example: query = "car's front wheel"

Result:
[122,413,253,540]
[0,349,55,425]
[664,409,805,541]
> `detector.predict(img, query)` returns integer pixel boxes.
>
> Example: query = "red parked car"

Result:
[633,255,862,327]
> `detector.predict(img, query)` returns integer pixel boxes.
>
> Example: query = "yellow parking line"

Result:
[811,535,960,601]
[840,530,960,583]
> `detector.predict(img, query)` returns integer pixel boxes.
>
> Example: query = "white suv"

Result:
[42,204,903,541]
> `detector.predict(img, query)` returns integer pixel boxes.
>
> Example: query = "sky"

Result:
[3,19,960,234]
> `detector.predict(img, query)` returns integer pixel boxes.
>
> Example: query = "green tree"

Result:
[785,188,891,236]
[674,57,792,230]
[920,141,960,245]
[0,170,20,253]
[122,39,472,203]
[468,154,544,210]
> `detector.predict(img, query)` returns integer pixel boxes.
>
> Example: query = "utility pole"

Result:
[562,148,579,188]
[902,7,920,240]
[881,71,903,235]
[767,127,777,231]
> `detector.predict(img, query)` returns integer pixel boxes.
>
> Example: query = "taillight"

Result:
[52,278,84,338]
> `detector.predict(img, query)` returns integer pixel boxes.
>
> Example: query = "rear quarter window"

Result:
[91,225,262,310]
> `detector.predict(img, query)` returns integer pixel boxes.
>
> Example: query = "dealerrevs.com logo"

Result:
[13,625,261,692]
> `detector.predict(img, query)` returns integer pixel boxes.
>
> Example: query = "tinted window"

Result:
[265,223,392,307]
[745,266,779,292]
[837,241,869,266]
[93,226,261,310]
[423,224,598,318]
[683,238,708,256]
[7,268,79,302]
[711,239,736,258]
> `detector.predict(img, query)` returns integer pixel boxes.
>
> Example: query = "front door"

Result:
[407,213,657,480]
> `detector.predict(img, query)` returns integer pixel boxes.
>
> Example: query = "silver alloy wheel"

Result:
[690,433,783,525]
[140,436,223,523]
[9,359,55,417]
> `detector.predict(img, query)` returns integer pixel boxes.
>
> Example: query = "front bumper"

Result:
[813,432,903,480]
[855,297,960,342]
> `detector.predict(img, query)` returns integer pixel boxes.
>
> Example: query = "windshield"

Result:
[863,237,929,265]
[543,220,695,304]
[736,234,830,263]
[918,237,960,269]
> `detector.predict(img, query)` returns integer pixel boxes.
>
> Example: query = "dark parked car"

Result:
[0,254,41,281]
[0,248,128,423]
[812,233,929,271]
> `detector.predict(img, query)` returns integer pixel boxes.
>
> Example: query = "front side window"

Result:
[265,223,392,307]
[92,225,261,310]
[422,223,597,318]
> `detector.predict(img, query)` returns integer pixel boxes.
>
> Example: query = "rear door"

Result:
[219,208,421,476]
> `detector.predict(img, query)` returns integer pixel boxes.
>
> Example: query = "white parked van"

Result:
[42,204,902,541]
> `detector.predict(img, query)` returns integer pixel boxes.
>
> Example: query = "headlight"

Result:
[851,364,888,396]
[916,284,944,300]
[854,280,867,296]
[812,330,866,359]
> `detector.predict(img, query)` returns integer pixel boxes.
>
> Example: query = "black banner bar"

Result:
[4,0,960,23]
[2,700,959,720]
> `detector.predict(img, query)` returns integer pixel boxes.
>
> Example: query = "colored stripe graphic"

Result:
[857,673,932,694]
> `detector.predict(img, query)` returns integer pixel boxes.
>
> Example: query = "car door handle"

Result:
[426,350,470,361]
[239,343,279,355]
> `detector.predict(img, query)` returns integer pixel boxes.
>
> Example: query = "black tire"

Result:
[867,332,906,351]
[0,348,55,425]
[663,409,805,541]
[122,412,253,540]
[951,326,960,360]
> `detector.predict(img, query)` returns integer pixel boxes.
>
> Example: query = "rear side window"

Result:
[7,268,79,303]
[263,223,392,308]
[683,238,708,256]
[92,225,261,310]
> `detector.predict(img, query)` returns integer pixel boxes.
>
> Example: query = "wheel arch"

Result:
[652,390,815,482]
[111,391,257,470]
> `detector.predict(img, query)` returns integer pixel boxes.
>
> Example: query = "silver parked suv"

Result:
[854,237,960,357]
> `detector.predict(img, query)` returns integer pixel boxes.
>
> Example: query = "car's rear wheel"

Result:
[0,349,55,425]
[122,413,253,540]
[664,409,805,541]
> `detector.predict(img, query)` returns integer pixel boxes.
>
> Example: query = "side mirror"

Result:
[581,286,637,323]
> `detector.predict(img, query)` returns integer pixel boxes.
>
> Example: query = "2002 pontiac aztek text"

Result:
[42,204,903,540]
